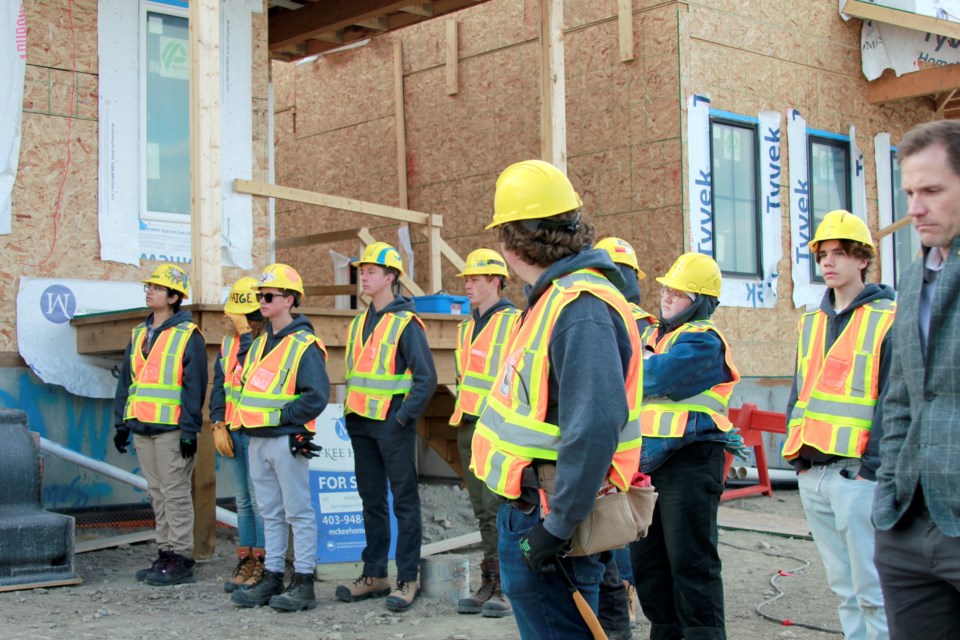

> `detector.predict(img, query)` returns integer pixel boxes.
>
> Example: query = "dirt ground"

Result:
[0,485,844,640]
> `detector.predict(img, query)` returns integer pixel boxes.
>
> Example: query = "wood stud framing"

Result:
[446,20,459,96]
[618,0,634,62]
[539,0,567,171]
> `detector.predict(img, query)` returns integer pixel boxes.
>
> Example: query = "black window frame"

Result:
[807,134,852,283]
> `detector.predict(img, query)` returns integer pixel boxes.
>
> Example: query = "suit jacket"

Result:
[873,235,960,535]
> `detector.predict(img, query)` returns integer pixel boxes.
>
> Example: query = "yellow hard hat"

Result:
[224,277,260,314]
[595,237,646,279]
[352,242,404,275]
[257,263,304,296]
[487,159,583,229]
[656,252,722,297]
[142,263,190,298]
[457,248,510,278]
[808,210,876,256]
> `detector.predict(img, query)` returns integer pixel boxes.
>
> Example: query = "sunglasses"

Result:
[256,292,291,303]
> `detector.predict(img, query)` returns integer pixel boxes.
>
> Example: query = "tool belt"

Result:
[536,464,657,557]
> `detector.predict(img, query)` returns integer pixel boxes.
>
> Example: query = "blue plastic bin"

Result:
[412,294,470,315]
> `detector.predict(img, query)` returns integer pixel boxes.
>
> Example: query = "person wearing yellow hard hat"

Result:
[630,252,741,640]
[451,248,519,618]
[231,264,330,612]
[469,160,643,639]
[208,277,267,594]
[336,242,437,612]
[112,263,208,587]
[596,237,655,328]
[784,210,895,640]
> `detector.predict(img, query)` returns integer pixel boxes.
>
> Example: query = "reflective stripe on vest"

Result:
[123,321,197,426]
[450,307,521,426]
[639,320,740,438]
[470,269,643,499]
[783,299,896,460]
[632,305,656,327]
[344,309,423,420]
[234,330,328,433]
[220,333,243,427]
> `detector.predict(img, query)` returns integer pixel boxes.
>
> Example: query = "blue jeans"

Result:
[613,546,634,584]
[225,430,264,548]
[799,458,888,640]
[498,502,605,639]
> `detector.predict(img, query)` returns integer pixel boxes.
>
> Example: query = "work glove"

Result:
[225,312,252,335]
[289,433,322,459]
[180,437,198,459]
[724,428,751,461]
[212,421,234,458]
[113,427,131,454]
[519,523,568,575]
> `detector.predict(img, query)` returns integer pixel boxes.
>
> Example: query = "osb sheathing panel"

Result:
[272,61,296,111]
[0,1,273,356]
[680,0,933,377]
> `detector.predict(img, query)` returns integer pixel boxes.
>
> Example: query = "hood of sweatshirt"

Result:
[472,296,517,321]
[616,263,642,305]
[818,283,896,320]
[144,309,193,332]
[524,248,626,306]
[265,313,317,340]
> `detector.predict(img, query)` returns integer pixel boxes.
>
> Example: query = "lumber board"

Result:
[843,0,960,40]
[717,506,811,539]
[539,0,567,170]
[0,577,83,593]
[446,19,459,95]
[867,64,960,104]
[618,0,634,62]
[269,0,414,50]
[874,215,912,241]
[234,179,431,225]
[76,530,156,554]
[422,531,482,556]
[275,228,362,249]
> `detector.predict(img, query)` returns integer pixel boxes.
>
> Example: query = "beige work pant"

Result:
[134,430,196,556]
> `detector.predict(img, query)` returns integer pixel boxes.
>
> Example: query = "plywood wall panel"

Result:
[26,0,98,74]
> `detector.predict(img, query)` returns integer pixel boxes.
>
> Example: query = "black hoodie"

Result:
[113,309,208,437]
[345,296,438,435]
[241,314,330,438]
[785,283,896,480]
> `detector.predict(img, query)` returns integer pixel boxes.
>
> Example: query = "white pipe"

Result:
[39,437,238,528]
[728,465,798,485]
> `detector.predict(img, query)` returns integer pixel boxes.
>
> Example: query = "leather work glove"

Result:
[225,312,252,335]
[113,427,132,454]
[519,523,568,575]
[180,437,198,459]
[212,421,234,458]
[289,433,322,459]
[725,427,751,461]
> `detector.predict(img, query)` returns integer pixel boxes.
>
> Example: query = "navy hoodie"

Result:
[113,309,208,437]
[457,296,518,426]
[786,283,896,480]
[240,314,330,438]
[345,296,438,435]
[209,331,254,424]
[520,249,635,541]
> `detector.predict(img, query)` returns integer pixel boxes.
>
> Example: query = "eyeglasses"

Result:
[144,284,168,293]
[660,287,688,303]
[255,292,290,303]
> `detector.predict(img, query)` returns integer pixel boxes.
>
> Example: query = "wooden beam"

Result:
[843,0,960,40]
[419,227,466,271]
[234,179,432,225]
[314,30,345,44]
[394,41,409,211]
[400,2,433,16]
[353,16,389,30]
[446,19,459,95]
[936,88,957,112]
[867,64,960,104]
[0,577,83,593]
[617,0,634,62]
[539,0,567,171]
[269,0,413,50]
[427,224,443,293]
[275,228,362,250]
[421,531,482,556]
[874,215,912,241]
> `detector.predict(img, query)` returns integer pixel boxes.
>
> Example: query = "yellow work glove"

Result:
[212,421,235,457]
[225,312,251,335]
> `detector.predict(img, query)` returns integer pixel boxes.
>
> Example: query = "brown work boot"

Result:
[385,579,419,612]
[481,559,512,618]
[241,548,266,588]
[624,580,637,627]
[335,574,391,602]
[224,546,254,593]
[458,558,496,614]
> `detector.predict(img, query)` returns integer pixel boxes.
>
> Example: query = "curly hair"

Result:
[495,210,596,267]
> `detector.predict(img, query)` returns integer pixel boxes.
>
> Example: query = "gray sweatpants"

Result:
[248,435,317,574]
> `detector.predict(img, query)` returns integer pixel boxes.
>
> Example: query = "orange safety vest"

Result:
[470,268,643,499]
[632,304,656,327]
[233,330,328,433]
[344,309,425,421]
[219,333,243,429]
[449,306,521,426]
[123,321,198,425]
[783,299,896,460]
[639,320,740,438]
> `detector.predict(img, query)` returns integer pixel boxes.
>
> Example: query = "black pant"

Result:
[875,502,960,640]
[350,425,422,582]
[598,549,632,636]
[631,441,726,640]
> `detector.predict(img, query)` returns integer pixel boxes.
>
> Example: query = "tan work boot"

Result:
[385,579,419,612]
[335,574,391,602]
[241,548,266,588]
[224,546,254,593]
[481,559,512,618]
[624,580,637,628]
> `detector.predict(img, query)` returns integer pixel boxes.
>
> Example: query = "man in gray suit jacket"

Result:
[874,120,960,639]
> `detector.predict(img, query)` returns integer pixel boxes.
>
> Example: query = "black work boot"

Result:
[136,549,171,582]
[231,570,284,607]
[145,552,196,586]
[269,572,317,612]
